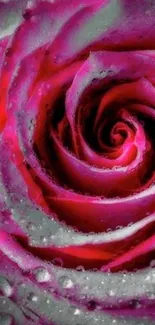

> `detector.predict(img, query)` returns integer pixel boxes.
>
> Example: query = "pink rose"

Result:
[1,0,155,324]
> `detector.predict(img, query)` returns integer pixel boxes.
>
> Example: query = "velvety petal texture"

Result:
[1,1,155,324]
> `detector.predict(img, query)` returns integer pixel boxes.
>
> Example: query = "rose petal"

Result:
[66,51,155,130]
[103,235,155,272]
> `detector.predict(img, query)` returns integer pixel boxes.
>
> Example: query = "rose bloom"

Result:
[1,0,155,324]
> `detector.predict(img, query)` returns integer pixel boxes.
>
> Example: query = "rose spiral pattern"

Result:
[1,1,155,324]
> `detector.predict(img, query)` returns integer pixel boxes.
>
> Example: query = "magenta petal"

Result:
[66,51,155,129]
[47,1,155,64]
[49,186,155,232]
[103,234,155,272]
[51,113,151,198]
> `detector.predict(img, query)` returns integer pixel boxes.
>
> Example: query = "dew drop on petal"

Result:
[52,258,63,267]
[76,265,85,272]
[27,292,38,302]
[40,236,48,244]
[22,9,32,20]
[69,306,81,316]
[87,300,97,311]
[5,48,12,57]
[106,228,112,233]
[33,267,51,283]
[59,276,74,289]
[116,225,123,230]
[91,268,98,272]
[26,222,37,231]
[145,274,151,282]
[73,308,81,316]
[108,289,115,297]
[0,278,13,297]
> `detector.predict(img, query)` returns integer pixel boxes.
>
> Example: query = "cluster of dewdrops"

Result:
[0,198,155,324]
[1,260,155,324]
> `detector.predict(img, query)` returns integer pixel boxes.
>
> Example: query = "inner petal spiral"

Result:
[4,50,155,271]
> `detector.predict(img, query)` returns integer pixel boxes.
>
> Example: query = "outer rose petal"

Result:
[0,0,27,38]
[46,0,155,64]
[0,231,155,324]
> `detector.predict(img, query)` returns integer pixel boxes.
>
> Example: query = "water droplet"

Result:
[59,276,74,289]
[116,225,123,230]
[0,278,13,297]
[22,9,32,20]
[37,223,42,230]
[52,258,63,267]
[135,302,142,309]
[129,299,141,308]
[27,222,37,231]
[145,274,151,282]
[87,300,97,311]
[76,265,85,272]
[5,48,12,57]
[29,118,36,131]
[27,292,38,302]
[40,236,48,244]
[70,307,81,316]
[69,305,81,315]
[108,289,115,297]
[33,267,50,283]
[106,228,112,233]
[74,308,81,315]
